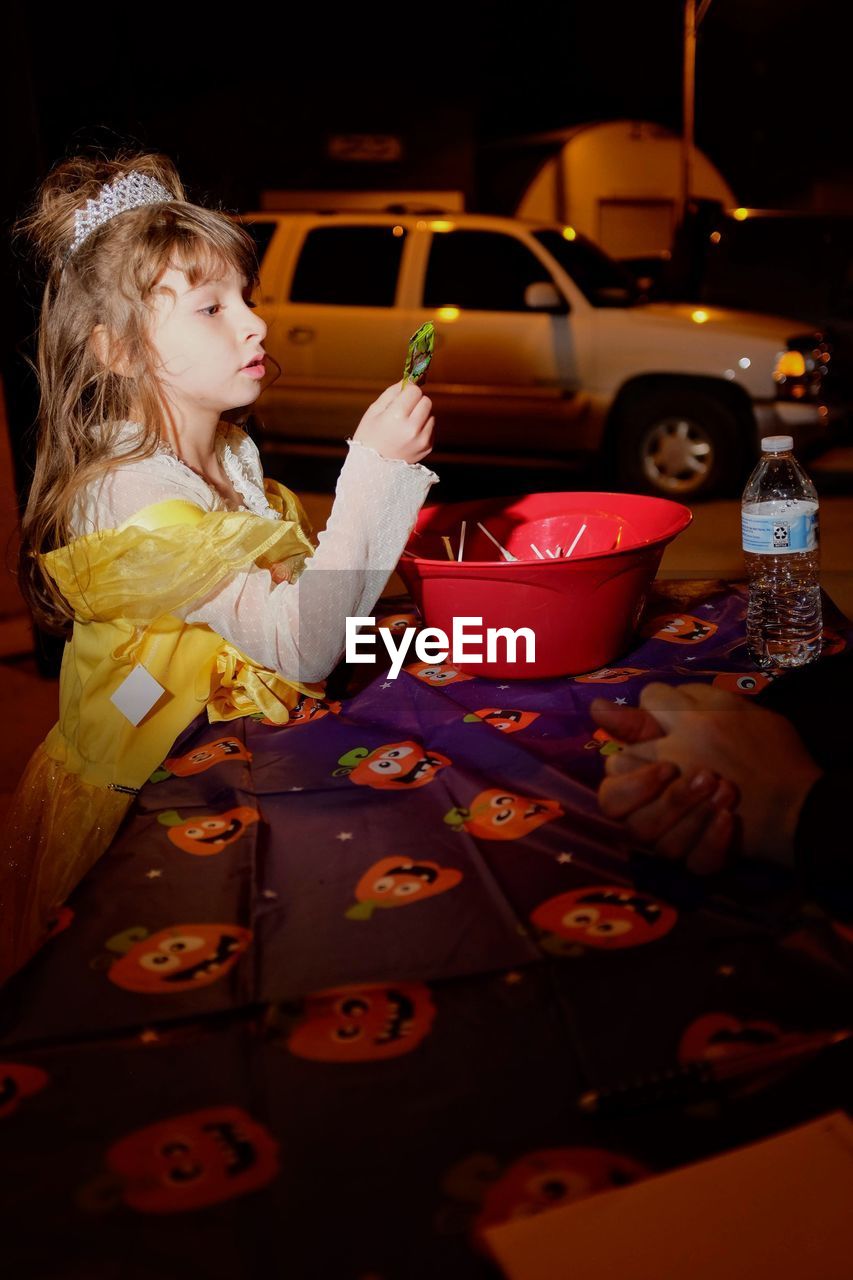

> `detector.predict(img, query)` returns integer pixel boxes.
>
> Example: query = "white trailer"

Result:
[513,119,736,258]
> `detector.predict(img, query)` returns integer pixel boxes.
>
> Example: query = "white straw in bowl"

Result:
[476,522,517,562]
[564,523,587,557]
[457,520,466,562]
[529,543,545,560]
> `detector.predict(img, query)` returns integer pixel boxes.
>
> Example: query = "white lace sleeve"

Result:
[178,439,438,683]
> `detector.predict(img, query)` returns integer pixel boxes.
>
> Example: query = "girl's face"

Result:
[147,263,268,421]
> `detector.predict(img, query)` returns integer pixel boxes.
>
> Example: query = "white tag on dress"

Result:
[110,664,166,726]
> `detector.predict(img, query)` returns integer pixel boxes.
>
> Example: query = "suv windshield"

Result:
[533,229,640,307]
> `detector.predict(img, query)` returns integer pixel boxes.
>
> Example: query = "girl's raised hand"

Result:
[352,381,435,465]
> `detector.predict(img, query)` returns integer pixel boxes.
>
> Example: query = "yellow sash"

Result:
[38,479,325,792]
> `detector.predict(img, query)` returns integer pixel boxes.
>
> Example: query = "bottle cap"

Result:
[761,435,794,452]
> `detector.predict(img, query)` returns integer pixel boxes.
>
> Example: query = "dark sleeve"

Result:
[793,770,853,919]
[756,649,853,771]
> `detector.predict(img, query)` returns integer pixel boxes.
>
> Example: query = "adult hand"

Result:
[593,684,823,868]
[591,696,739,875]
[352,381,435,465]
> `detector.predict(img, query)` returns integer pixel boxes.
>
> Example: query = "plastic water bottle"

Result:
[742,435,822,669]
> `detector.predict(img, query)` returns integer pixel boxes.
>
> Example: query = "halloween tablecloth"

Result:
[2,580,852,1280]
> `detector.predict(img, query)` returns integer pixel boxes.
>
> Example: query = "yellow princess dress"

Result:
[0,478,324,984]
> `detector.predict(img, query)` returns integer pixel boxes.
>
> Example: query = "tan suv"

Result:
[244,209,836,499]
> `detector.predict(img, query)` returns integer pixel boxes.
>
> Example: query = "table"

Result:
[2,580,852,1280]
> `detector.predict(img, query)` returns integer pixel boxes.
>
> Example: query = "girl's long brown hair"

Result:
[13,148,268,635]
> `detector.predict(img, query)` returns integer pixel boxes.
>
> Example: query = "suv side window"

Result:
[424,230,552,312]
[289,226,405,307]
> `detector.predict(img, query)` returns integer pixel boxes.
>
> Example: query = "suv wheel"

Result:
[615,389,742,499]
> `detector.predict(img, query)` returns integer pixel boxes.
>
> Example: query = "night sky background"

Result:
[4,0,851,215]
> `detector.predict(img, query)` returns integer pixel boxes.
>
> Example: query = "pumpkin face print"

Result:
[378,612,419,635]
[163,738,252,777]
[474,1147,647,1240]
[106,1106,279,1213]
[339,742,451,790]
[583,727,623,757]
[405,661,473,685]
[0,1064,49,1119]
[287,983,435,1061]
[678,1013,782,1065]
[448,789,563,841]
[108,924,252,994]
[641,614,718,644]
[711,672,773,696]
[574,668,645,684]
[256,695,341,728]
[467,708,540,734]
[285,694,341,726]
[531,887,677,950]
[346,857,462,919]
[160,806,260,856]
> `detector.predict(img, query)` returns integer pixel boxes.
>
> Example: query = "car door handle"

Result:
[288,327,315,344]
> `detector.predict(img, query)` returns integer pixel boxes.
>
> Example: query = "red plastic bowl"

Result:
[396,492,692,678]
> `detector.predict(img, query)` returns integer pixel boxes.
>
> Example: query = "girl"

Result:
[1,150,437,983]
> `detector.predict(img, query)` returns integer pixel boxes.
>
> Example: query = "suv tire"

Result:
[614,387,743,500]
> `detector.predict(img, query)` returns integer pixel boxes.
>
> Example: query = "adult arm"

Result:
[591,686,823,873]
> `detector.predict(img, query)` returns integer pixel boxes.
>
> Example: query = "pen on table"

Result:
[577,1028,851,1115]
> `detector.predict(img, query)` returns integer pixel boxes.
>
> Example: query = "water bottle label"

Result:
[741,506,818,554]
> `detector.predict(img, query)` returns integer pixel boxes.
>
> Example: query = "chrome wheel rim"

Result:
[640,416,714,495]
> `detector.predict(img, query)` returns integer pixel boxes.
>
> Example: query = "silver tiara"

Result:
[64,172,175,263]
